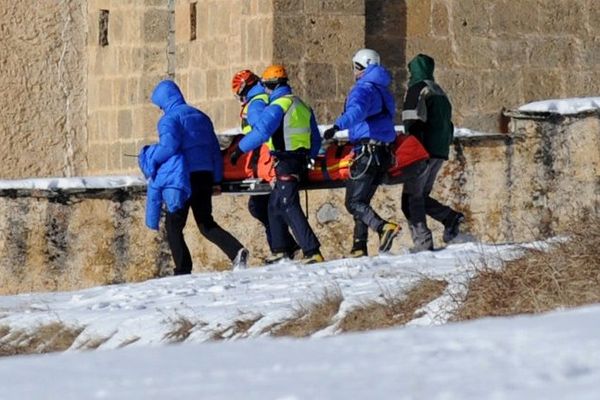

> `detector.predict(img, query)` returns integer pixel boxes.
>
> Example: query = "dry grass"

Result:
[454,214,600,321]
[339,279,448,332]
[210,314,263,340]
[0,322,83,357]
[164,316,205,343]
[267,287,343,338]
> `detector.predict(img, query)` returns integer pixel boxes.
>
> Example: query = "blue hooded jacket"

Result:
[244,83,268,128]
[334,64,396,144]
[149,80,223,182]
[138,144,191,230]
[238,85,321,158]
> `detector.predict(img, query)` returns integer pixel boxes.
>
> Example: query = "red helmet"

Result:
[231,69,260,97]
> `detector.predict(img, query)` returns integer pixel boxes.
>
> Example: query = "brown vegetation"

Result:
[0,322,83,357]
[164,316,205,343]
[268,288,343,338]
[454,214,600,320]
[210,314,263,340]
[339,279,448,332]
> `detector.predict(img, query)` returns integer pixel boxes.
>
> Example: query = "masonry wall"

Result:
[386,0,600,132]
[173,0,274,132]
[0,1,87,179]
[86,0,170,175]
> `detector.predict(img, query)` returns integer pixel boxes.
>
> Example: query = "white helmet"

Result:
[352,48,381,71]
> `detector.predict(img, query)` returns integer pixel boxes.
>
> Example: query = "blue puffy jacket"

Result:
[245,83,268,128]
[138,145,191,230]
[334,64,397,144]
[149,80,224,182]
[239,85,322,158]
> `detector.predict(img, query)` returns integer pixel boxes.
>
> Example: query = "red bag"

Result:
[387,134,429,178]
[308,142,354,182]
[222,135,275,182]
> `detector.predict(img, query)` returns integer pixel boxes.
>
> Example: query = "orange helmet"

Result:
[261,65,288,84]
[231,69,260,96]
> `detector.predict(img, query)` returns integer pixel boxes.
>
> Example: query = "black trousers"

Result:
[345,145,392,249]
[401,158,457,227]
[248,194,297,253]
[268,155,320,256]
[165,171,243,275]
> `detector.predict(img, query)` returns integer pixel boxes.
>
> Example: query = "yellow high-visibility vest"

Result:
[268,95,312,151]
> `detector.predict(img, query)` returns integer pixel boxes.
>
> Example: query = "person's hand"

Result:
[323,125,339,140]
[307,157,316,170]
[212,184,222,196]
[230,146,243,166]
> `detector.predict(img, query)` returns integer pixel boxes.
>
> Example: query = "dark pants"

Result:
[401,158,458,227]
[345,144,392,250]
[165,171,243,275]
[268,155,320,256]
[248,194,296,253]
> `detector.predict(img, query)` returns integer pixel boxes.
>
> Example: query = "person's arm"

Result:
[402,82,428,139]
[334,85,377,130]
[309,112,322,158]
[149,116,182,171]
[238,104,284,153]
[246,97,268,127]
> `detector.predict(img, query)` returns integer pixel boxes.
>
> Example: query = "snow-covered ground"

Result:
[2,241,599,399]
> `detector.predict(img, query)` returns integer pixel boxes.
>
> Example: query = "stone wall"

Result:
[397,0,600,132]
[86,0,170,176]
[1,111,598,294]
[0,1,87,179]
[271,0,365,123]
[174,0,274,132]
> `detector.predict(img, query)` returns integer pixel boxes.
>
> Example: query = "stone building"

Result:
[2,0,599,178]
[0,1,598,293]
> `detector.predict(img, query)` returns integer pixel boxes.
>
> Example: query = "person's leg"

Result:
[189,171,244,261]
[248,194,273,250]
[165,203,193,275]
[422,158,456,223]
[402,161,433,251]
[273,179,321,256]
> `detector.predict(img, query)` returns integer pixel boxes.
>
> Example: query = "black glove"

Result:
[230,146,243,166]
[323,125,339,140]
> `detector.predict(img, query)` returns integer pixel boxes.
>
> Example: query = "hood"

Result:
[408,54,435,86]
[247,82,266,100]
[268,84,292,101]
[151,80,186,112]
[359,64,392,87]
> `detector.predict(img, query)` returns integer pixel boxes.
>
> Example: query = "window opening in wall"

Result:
[99,10,109,47]
[190,2,197,41]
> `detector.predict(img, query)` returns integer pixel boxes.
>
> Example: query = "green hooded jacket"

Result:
[402,54,454,159]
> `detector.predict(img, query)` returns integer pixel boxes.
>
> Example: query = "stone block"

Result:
[303,63,337,101]
[196,0,209,39]
[529,37,579,69]
[138,74,164,106]
[491,0,540,36]
[118,110,133,139]
[581,38,600,68]
[406,0,431,37]
[98,79,113,107]
[120,142,139,170]
[452,34,497,69]
[273,0,304,13]
[451,0,490,36]
[304,0,364,15]
[189,70,207,102]
[539,0,587,36]
[260,19,274,61]
[461,112,506,133]
[365,0,405,38]
[406,37,454,68]
[304,16,363,62]
[522,69,565,103]
[174,0,190,43]
[207,0,231,35]
[108,142,122,170]
[272,16,305,61]
[437,69,482,113]
[142,9,169,43]
[480,70,524,113]
[257,0,273,14]
[206,69,219,99]
[432,0,449,37]
[175,45,190,70]
[495,40,530,68]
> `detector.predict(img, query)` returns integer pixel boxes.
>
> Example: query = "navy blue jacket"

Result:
[238,85,321,158]
[335,64,396,144]
[138,145,191,230]
[149,80,224,182]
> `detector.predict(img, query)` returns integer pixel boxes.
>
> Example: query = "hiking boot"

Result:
[265,252,289,264]
[302,251,324,264]
[378,222,401,253]
[285,243,302,260]
[350,240,367,258]
[443,212,465,243]
[349,248,367,258]
[409,223,433,252]
[232,248,249,270]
